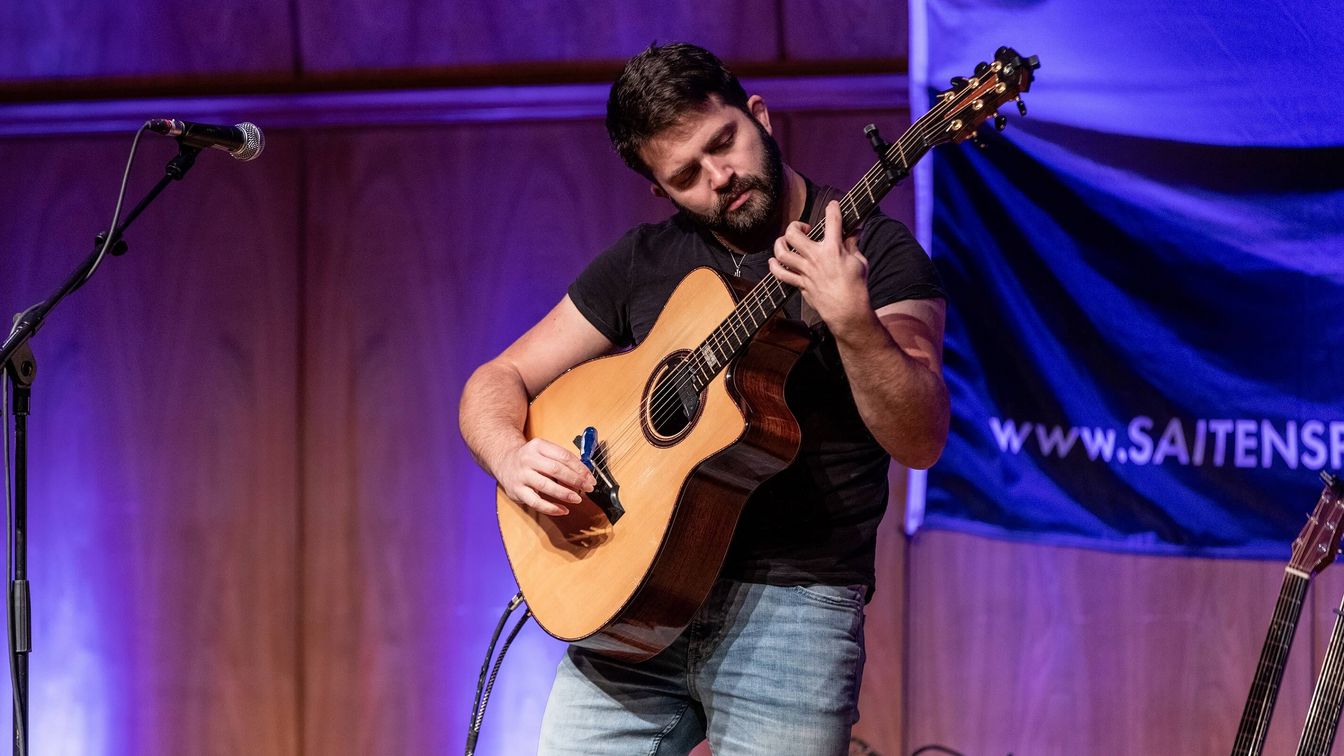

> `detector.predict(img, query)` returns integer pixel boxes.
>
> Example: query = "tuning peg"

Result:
[994,114,1008,132]
[950,76,969,90]
[974,61,990,76]
[1016,97,1028,117]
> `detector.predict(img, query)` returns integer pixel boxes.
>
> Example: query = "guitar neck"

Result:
[679,122,936,395]
[1232,569,1310,755]
[670,46,1041,394]
[1298,590,1344,755]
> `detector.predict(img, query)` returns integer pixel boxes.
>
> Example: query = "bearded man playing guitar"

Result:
[460,43,950,755]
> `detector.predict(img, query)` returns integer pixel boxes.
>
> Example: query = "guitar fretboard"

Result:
[677,126,931,396]
[1232,569,1309,755]
[1298,590,1344,755]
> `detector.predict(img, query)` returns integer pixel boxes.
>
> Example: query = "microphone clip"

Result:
[166,141,201,181]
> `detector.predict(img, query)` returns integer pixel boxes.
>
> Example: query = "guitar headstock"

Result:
[925,46,1039,150]
[1289,472,1344,575]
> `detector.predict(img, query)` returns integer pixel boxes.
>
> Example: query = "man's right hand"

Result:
[493,438,597,517]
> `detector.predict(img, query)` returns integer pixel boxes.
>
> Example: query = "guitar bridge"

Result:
[574,428,624,524]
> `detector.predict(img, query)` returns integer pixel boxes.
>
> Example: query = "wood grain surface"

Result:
[0,134,301,753]
[295,0,779,74]
[0,1,295,82]
[905,529,1320,756]
[780,0,910,62]
[778,109,918,229]
[299,120,671,754]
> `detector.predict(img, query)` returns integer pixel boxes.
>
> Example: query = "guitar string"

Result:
[1310,624,1344,752]
[1301,598,1344,753]
[603,75,1020,470]
[1299,492,1344,753]
[1235,571,1307,753]
[619,71,1016,446]
[1302,635,1336,752]
[1233,488,1339,753]
[589,152,907,468]
[591,131,924,470]
[1253,508,1332,752]
[581,71,1018,482]
[589,78,1003,476]
[1242,576,1294,743]
[586,84,979,472]
[1236,573,1290,747]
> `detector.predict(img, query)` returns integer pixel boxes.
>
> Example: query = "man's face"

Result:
[638,96,785,248]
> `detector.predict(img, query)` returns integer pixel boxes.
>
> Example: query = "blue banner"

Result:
[915,1,1344,556]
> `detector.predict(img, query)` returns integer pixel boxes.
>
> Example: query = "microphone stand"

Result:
[0,140,202,756]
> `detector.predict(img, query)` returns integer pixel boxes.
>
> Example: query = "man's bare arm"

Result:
[770,201,950,468]
[830,298,949,468]
[459,295,611,515]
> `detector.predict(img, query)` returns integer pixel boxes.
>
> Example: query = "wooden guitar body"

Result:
[496,267,810,660]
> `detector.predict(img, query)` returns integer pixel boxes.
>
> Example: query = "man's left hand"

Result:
[768,200,873,335]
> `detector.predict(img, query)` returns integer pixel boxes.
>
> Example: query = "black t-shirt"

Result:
[567,183,944,592]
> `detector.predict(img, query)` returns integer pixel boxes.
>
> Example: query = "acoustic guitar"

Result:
[497,47,1039,660]
[1231,472,1344,755]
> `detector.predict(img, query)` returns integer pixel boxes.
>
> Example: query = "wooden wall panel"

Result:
[295,0,779,74]
[3,1,914,96]
[781,109,918,228]
[299,120,670,755]
[0,134,301,754]
[852,468,910,754]
[905,530,1314,756]
[781,1,909,63]
[0,2,295,82]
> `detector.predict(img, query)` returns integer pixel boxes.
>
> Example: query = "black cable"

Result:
[465,592,529,756]
[475,607,531,738]
[0,122,150,756]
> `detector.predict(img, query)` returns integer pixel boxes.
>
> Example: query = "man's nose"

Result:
[705,160,734,191]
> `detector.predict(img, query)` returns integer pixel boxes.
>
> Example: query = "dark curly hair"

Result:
[605,43,751,180]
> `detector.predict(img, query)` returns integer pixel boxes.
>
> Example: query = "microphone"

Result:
[146,119,265,162]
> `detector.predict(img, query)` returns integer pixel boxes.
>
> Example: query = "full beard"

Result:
[675,126,787,252]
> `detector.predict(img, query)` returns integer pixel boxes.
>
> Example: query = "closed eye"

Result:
[710,125,737,153]
[669,166,698,190]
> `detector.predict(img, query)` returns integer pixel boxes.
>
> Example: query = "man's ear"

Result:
[649,183,668,198]
[747,95,771,135]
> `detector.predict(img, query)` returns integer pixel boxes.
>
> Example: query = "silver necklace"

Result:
[731,252,746,277]
[712,230,747,277]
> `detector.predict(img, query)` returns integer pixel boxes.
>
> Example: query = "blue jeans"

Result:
[537,579,867,755]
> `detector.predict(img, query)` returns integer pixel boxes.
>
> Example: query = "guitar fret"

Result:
[684,97,937,389]
[1300,600,1344,755]
[1233,571,1310,756]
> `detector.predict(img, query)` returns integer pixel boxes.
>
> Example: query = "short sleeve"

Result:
[567,231,636,348]
[859,213,946,310]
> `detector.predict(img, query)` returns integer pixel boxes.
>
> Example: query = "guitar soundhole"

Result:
[642,351,703,446]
